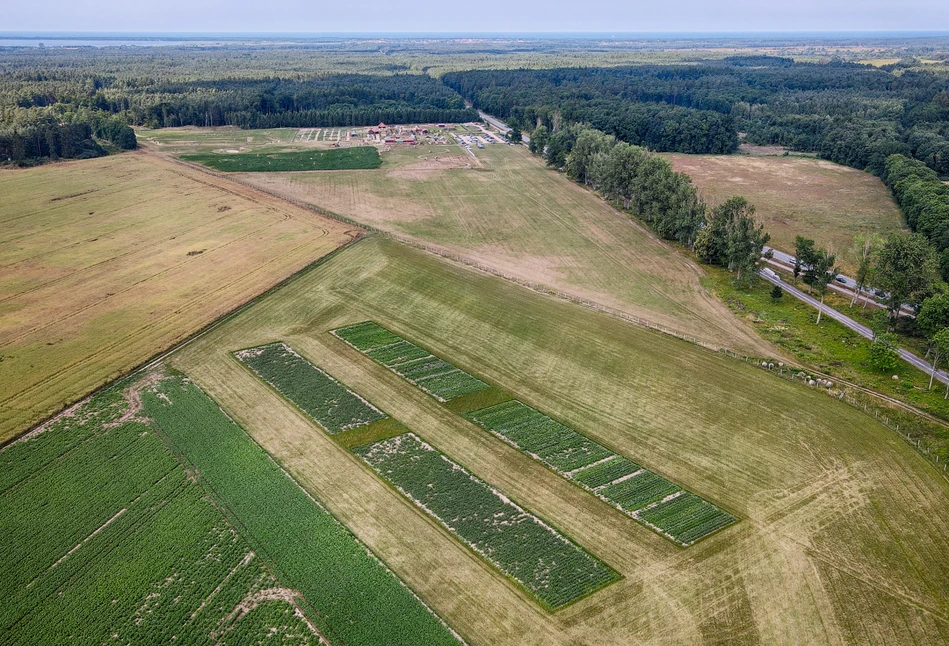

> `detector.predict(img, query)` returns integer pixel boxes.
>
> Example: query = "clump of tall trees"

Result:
[0,107,136,165]
[533,123,770,282]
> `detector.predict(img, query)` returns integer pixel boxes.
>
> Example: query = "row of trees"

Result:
[883,154,949,281]
[528,123,769,281]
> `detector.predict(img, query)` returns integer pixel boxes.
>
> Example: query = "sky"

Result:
[3,0,949,34]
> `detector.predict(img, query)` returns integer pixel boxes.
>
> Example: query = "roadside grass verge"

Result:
[707,266,949,462]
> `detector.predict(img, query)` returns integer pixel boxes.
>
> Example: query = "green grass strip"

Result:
[143,376,463,646]
[181,146,381,172]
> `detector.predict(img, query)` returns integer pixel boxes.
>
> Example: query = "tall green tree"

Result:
[804,249,839,325]
[850,233,881,307]
[916,292,949,388]
[933,328,949,398]
[793,236,817,286]
[875,233,939,324]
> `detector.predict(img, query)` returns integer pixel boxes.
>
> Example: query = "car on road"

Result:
[835,276,847,284]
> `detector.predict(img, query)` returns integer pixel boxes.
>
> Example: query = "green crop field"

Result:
[0,382,319,645]
[467,400,736,545]
[143,375,463,646]
[354,432,619,610]
[236,342,386,433]
[162,235,949,645]
[181,147,381,172]
[333,321,490,401]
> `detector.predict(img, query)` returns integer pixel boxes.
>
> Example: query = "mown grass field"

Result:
[182,147,381,172]
[0,152,354,442]
[167,236,949,645]
[0,381,321,645]
[664,153,907,272]
[234,140,772,355]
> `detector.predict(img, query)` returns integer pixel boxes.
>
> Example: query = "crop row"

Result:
[332,321,490,401]
[466,400,736,546]
[353,433,620,610]
[0,381,317,644]
[143,376,462,646]
[235,342,386,433]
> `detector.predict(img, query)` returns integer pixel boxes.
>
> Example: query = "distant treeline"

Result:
[443,58,949,174]
[3,72,477,130]
[443,68,739,154]
[0,108,136,165]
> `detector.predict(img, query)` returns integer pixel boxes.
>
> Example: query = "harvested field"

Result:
[664,153,907,272]
[166,236,949,645]
[0,152,354,442]
[235,142,772,355]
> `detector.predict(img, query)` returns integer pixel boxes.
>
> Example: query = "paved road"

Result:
[759,269,948,385]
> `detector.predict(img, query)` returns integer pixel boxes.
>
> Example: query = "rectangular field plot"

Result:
[332,321,490,401]
[353,433,619,610]
[467,401,735,546]
[144,377,462,646]
[236,342,386,433]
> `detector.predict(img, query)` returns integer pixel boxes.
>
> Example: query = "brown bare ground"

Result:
[664,154,907,273]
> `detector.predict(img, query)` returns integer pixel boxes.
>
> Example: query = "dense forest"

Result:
[0,47,477,164]
[443,58,949,173]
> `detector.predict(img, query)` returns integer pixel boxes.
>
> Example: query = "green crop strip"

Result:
[181,146,382,172]
[0,382,318,644]
[353,432,620,610]
[235,342,386,434]
[332,321,490,401]
[467,400,736,546]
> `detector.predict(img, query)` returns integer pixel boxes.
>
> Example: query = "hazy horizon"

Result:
[4,0,949,35]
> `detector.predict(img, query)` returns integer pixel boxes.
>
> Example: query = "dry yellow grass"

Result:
[235,143,773,356]
[0,152,355,441]
[664,154,907,273]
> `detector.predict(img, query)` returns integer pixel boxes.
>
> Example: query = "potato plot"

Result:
[0,383,318,645]
[235,342,386,433]
[466,401,736,546]
[331,321,490,402]
[353,433,620,610]
[144,377,463,646]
